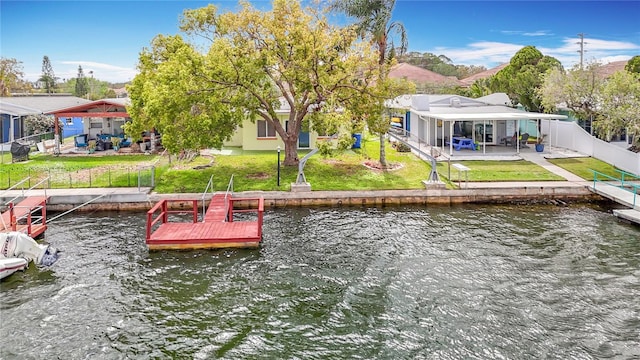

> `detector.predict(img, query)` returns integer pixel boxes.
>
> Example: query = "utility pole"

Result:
[577,33,587,69]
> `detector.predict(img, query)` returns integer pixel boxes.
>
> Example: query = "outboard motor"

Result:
[0,232,59,266]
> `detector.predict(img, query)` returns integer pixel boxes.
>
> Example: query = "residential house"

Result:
[388,94,567,157]
[0,95,90,143]
[47,97,335,152]
[223,98,337,151]
[46,98,130,140]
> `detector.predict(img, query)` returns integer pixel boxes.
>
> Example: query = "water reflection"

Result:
[1,204,639,359]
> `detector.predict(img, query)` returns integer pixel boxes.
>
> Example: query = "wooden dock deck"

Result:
[1,196,48,238]
[146,194,264,250]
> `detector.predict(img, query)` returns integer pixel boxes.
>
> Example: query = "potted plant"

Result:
[535,134,545,152]
[111,136,121,151]
[88,140,97,154]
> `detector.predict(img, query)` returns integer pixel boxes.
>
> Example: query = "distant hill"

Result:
[460,63,508,87]
[389,63,463,86]
[595,60,628,78]
[459,60,630,87]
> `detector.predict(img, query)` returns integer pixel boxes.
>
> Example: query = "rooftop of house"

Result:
[0,95,91,115]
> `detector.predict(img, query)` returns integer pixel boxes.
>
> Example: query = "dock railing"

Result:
[223,175,234,221]
[228,197,265,238]
[201,174,215,220]
[146,199,198,241]
[1,176,49,235]
[0,176,32,201]
[1,197,47,235]
[591,169,640,207]
[4,176,49,206]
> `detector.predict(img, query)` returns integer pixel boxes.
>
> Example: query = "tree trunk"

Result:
[379,133,387,168]
[282,136,299,166]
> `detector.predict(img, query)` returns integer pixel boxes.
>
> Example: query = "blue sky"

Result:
[1,1,639,83]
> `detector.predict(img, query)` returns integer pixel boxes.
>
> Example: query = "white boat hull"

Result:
[0,257,28,280]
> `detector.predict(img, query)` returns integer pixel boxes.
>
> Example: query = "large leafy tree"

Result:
[625,55,640,74]
[597,70,640,142]
[464,78,493,98]
[331,0,412,168]
[0,57,29,96]
[126,35,242,154]
[39,55,57,93]
[538,61,640,143]
[538,61,605,123]
[490,45,562,111]
[126,0,384,165]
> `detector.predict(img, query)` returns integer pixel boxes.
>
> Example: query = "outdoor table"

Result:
[452,137,475,151]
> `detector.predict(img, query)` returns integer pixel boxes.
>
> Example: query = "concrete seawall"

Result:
[0,182,602,212]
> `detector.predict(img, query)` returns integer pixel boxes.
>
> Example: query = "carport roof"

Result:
[46,98,130,118]
[0,95,91,113]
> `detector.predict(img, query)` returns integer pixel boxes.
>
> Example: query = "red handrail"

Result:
[146,200,199,240]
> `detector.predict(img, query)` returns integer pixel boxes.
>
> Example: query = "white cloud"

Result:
[523,30,552,37]
[24,60,137,83]
[430,41,526,66]
[422,37,639,70]
[58,61,137,83]
[500,30,523,35]
[500,30,553,37]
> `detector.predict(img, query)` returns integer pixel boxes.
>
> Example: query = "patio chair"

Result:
[520,133,530,148]
[74,135,88,150]
[503,134,516,147]
[120,136,131,147]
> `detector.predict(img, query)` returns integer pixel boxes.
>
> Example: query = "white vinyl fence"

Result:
[543,120,640,175]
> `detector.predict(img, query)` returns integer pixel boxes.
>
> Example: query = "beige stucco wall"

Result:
[224,115,342,151]
[224,124,243,147]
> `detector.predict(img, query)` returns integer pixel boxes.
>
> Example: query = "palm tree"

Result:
[331,0,408,168]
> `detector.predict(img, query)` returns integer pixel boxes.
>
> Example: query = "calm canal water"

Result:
[1,204,639,359]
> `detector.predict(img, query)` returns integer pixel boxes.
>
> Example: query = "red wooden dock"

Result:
[146,193,264,250]
[1,196,48,238]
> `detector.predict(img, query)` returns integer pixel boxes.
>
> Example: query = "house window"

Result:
[257,120,275,138]
[66,118,73,126]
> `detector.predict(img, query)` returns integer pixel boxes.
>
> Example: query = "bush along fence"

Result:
[0,165,156,190]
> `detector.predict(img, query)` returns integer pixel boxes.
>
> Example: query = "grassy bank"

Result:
[1,138,622,193]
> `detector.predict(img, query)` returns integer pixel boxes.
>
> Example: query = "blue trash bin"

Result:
[352,133,362,149]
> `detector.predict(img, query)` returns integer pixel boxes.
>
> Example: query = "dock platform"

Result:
[1,196,48,238]
[146,193,264,250]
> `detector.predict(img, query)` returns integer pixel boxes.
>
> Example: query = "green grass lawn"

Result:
[0,152,165,189]
[547,157,623,180]
[154,140,568,193]
[2,138,616,193]
[154,141,435,193]
[437,160,565,182]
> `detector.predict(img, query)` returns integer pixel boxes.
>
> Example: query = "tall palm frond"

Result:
[330,0,407,65]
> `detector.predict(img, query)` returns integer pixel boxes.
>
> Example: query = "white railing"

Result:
[201,175,215,219]
[3,177,49,205]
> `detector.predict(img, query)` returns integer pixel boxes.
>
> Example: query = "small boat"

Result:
[0,232,59,280]
[0,257,28,280]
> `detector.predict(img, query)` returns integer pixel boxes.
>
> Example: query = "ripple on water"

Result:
[1,205,639,359]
